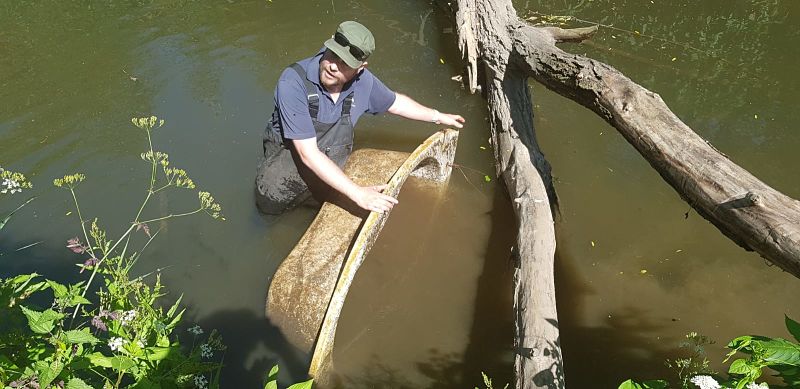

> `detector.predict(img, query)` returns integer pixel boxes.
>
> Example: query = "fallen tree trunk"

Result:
[449,0,800,388]
[454,1,566,388]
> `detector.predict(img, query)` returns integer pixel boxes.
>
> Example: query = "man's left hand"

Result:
[437,113,465,129]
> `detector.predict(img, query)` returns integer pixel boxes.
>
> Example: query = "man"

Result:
[256,21,465,215]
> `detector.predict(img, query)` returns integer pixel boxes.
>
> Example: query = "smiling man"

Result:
[256,20,465,215]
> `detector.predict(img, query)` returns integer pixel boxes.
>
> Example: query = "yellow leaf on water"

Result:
[640,269,648,274]
[675,249,682,253]
[591,241,595,247]
[671,57,677,61]
[754,114,758,119]
[479,146,486,150]
[66,211,72,216]
[439,58,445,64]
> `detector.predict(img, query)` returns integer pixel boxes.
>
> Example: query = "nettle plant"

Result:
[0,116,226,388]
[620,316,800,389]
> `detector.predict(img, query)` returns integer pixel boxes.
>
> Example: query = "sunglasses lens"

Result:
[334,32,366,61]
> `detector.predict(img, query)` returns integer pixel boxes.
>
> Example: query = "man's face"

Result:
[319,49,364,91]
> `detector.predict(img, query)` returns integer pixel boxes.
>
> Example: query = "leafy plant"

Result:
[475,371,508,389]
[263,364,313,389]
[665,332,715,388]
[0,116,225,388]
[619,316,800,388]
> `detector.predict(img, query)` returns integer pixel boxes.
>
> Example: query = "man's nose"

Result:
[329,62,339,73]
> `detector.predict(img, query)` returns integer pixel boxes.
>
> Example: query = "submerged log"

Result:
[450,0,800,387]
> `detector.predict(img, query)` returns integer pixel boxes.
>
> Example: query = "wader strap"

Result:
[289,63,320,120]
[342,94,353,116]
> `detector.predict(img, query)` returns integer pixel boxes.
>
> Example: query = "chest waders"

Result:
[255,63,355,214]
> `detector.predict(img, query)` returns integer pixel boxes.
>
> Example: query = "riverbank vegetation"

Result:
[1,117,227,388]
[621,316,800,389]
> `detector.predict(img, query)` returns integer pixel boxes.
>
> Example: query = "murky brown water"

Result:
[2,0,799,387]
[330,177,515,388]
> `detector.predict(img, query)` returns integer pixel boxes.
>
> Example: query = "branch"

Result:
[541,25,599,43]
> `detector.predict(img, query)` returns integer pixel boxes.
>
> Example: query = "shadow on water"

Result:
[332,186,516,389]
[195,308,310,388]
[554,230,687,387]
[458,187,516,386]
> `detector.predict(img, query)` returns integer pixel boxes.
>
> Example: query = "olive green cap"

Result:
[324,21,375,69]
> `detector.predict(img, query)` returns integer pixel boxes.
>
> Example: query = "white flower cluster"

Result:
[120,310,137,325]
[747,383,769,389]
[200,343,213,359]
[194,374,208,389]
[690,375,721,389]
[108,337,127,352]
[1,178,22,194]
[188,325,203,335]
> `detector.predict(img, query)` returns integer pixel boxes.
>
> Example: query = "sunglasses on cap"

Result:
[334,32,368,62]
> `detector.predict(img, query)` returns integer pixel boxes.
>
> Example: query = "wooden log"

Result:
[449,0,800,387]
[508,22,800,277]
[454,1,565,388]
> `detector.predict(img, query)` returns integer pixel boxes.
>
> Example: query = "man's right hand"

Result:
[293,138,399,214]
[350,184,398,214]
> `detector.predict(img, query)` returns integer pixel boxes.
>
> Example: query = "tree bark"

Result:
[455,1,564,388]
[449,0,800,388]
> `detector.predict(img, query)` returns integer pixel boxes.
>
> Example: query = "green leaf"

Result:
[70,294,92,306]
[268,364,279,378]
[165,308,184,331]
[156,333,171,348]
[36,358,65,388]
[66,377,95,389]
[61,329,100,344]
[21,306,64,334]
[618,380,641,389]
[484,175,491,182]
[786,315,800,343]
[166,294,183,318]
[46,280,68,298]
[9,273,38,288]
[617,379,667,389]
[142,346,171,361]
[286,378,313,389]
[728,335,755,350]
[758,338,800,366]
[264,364,279,389]
[729,359,754,374]
[88,352,135,371]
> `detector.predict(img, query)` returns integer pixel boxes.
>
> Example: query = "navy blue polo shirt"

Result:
[269,48,397,140]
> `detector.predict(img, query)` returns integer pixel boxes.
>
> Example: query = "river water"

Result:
[1,0,798,387]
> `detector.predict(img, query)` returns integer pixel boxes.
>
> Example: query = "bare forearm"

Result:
[297,146,360,199]
[291,138,398,213]
[388,93,466,128]
[388,93,437,121]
